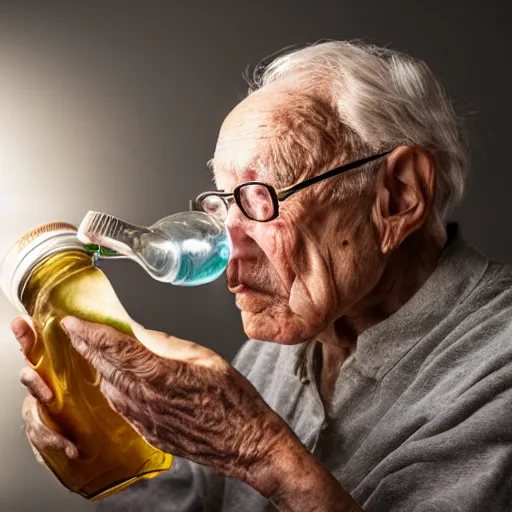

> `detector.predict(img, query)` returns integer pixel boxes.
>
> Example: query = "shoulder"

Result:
[427,259,512,373]
[412,260,512,412]
[459,259,512,340]
[472,259,512,302]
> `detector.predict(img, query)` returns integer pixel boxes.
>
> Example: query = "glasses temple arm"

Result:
[277,150,391,200]
[189,199,202,211]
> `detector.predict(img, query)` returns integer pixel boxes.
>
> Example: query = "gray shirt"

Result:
[98,225,512,511]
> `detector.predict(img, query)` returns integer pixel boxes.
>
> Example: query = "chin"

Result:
[241,308,320,345]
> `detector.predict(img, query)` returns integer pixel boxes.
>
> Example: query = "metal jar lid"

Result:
[0,222,84,313]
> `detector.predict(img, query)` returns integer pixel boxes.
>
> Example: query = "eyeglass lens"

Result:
[238,184,275,221]
[201,195,228,220]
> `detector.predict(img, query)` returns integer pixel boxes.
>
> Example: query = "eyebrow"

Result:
[206,156,269,190]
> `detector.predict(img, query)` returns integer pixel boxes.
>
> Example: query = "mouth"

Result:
[230,283,272,314]
[229,283,265,295]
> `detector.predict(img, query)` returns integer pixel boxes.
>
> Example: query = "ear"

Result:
[372,145,436,254]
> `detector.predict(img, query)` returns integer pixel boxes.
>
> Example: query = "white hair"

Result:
[245,41,468,220]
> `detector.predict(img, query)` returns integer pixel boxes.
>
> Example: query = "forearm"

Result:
[247,435,363,512]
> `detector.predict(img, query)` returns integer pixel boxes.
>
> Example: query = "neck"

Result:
[320,220,448,351]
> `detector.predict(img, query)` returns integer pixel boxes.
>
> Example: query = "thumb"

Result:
[61,316,129,352]
[131,323,220,367]
[61,315,169,363]
[61,315,142,370]
[61,316,167,388]
[62,316,218,372]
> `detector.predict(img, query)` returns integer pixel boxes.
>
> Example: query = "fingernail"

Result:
[61,316,80,333]
[65,445,78,459]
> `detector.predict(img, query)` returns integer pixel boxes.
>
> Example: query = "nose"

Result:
[224,202,260,260]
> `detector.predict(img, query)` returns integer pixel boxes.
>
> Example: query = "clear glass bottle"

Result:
[77,210,231,285]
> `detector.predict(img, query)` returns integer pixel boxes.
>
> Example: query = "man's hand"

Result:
[13,315,363,511]
[18,314,294,484]
[12,317,80,465]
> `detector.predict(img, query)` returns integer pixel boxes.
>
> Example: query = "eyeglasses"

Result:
[189,150,391,222]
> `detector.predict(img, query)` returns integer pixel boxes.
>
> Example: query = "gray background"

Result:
[0,1,510,510]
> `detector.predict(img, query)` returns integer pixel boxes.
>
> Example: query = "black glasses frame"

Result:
[190,150,391,222]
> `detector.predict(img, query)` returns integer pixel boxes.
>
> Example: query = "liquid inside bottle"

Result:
[1,224,172,500]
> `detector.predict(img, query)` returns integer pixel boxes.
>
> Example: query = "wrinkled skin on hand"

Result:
[15,315,294,485]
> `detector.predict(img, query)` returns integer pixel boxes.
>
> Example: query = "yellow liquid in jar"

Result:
[21,250,172,500]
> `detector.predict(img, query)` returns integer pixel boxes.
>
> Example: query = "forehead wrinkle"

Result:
[213,131,280,186]
[210,154,276,190]
[214,86,335,189]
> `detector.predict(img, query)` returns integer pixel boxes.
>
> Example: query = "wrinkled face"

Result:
[213,83,386,345]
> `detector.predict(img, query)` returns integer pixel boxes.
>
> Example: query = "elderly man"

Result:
[12,41,512,511]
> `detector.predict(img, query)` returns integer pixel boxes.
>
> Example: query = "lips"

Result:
[226,266,260,293]
[229,284,246,293]
[229,283,265,294]
[227,261,273,295]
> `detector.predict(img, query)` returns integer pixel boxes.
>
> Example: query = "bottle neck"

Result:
[21,251,93,316]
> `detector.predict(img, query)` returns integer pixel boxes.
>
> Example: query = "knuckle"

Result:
[19,367,33,386]
[29,430,58,452]
[45,432,64,450]
[85,322,117,351]
[96,328,114,349]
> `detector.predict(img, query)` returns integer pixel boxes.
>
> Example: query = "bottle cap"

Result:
[0,222,84,313]
[78,211,142,256]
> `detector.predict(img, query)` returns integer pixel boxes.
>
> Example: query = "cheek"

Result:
[251,221,298,288]
[331,226,385,307]
[287,233,338,322]
[259,217,338,321]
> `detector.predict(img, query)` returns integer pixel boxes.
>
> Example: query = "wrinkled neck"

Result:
[322,221,448,350]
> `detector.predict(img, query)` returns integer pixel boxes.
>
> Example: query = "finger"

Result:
[61,316,125,352]
[11,316,36,356]
[63,315,216,369]
[20,367,54,404]
[29,439,46,466]
[61,316,170,389]
[22,395,79,459]
[132,323,222,368]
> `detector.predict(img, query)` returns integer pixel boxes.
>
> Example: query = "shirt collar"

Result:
[353,223,489,380]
